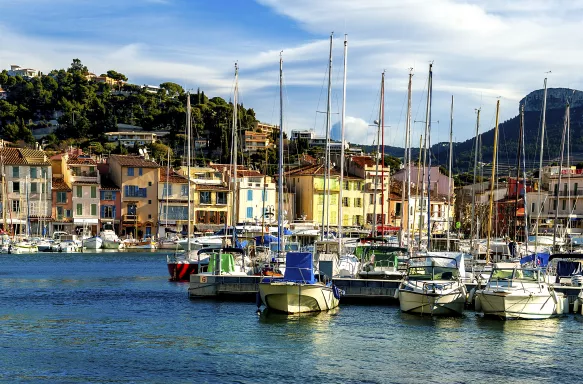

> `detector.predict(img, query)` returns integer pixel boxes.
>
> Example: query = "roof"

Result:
[52,177,71,191]
[285,164,340,177]
[350,156,375,168]
[160,169,188,184]
[109,155,159,168]
[67,155,97,165]
[211,164,263,177]
[0,148,50,166]
[100,175,120,190]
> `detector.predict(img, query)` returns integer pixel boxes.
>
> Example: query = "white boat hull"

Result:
[398,288,466,316]
[102,240,122,250]
[83,237,103,250]
[475,290,568,319]
[259,282,339,314]
[10,244,39,254]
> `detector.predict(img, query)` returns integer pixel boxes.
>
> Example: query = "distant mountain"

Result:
[360,88,583,174]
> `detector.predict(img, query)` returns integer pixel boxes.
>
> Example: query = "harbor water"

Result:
[1,252,582,383]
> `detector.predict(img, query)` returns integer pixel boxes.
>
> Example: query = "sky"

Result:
[2,0,583,148]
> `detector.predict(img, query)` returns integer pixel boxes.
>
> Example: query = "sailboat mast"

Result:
[470,109,480,254]
[486,100,501,264]
[338,34,348,250]
[553,103,569,249]
[231,63,239,247]
[426,65,433,249]
[278,54,284,253]
[381,71,385,231]
[321,33,333,241]
[513,105,524,242]
[401,70,412,248]
[186,93,192,252]
[419,63,432,249]
[535,77,548,246]
[372,75,382,238]
[165,149,170,228]
[521,107,530,255]
[446,95,453,251]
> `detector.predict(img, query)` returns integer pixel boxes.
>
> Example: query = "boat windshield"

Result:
[490,268,540,282]
[408,266,459,281]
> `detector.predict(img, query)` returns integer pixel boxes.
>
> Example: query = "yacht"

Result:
[100,225,122,250]
[358,245,407,280]
[83,236,103,250]
[474,262,568,319]
[258,251,341,314]
[398,253,467,316]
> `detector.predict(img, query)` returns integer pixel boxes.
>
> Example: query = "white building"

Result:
[65,155,101,234]
[105,131,158,147]
[8,65,40,78]
[291,130,315,141]
[0,147,52,236]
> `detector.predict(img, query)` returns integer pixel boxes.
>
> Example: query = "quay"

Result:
[188,275,583,312]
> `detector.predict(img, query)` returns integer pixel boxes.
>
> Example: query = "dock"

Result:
[188,275,583,312]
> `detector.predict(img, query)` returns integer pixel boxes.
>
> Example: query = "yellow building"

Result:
[108,155,160,238]
[286,164,366,228]
[179,167,231,231]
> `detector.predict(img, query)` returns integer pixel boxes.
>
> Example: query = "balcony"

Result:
[366,181,387,191]
[70,170,100,184]
[123,214,137,222]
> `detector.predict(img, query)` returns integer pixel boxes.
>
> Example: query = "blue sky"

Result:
[2,0,583,153]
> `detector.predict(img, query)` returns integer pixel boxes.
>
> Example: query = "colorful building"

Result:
[158,169,190,237]
[99,174,121,234]
[108,155,160,239]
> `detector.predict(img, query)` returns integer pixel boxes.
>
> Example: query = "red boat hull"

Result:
[167,263,199,282]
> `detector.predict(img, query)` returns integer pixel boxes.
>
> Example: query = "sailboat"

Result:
[258,49,341,314]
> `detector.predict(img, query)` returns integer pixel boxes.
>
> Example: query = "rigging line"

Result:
[412,73,428,141]
[313,58,334,136]
[366,86,382,148]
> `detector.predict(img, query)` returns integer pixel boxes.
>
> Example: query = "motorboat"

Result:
[53,240,80,253]
[9,241,39,254]
[167,246,242,281]
[33,238,53,252]
[337,255,361,278]
[474,262,568,319]
[100,226,122,250]
[398,253,467,316]
[358,245,407,280]
[83,236,103,250]
[258,251,342,314]
[123,238,157,250]
[158,236,181,250]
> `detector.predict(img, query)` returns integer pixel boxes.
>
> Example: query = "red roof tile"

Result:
[285,164,340,177]
[52,177,71,191]
[67,155,97,165]
[160,169,188,183]
[0,148,50,165]
[109,155,159,168]
[350,156,375,168]
[211,164,263,177]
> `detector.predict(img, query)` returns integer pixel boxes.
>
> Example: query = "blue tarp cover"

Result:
[555,261,583,283]
[255,234,278,245]
[283,252,316,284]
[520,252,550,267]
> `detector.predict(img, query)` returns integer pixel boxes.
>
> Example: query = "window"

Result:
[356,181,362,190]
[553,199,557,210]
[30,168,37,179]
[91,204,97,216]
[162,206,188,220]
[181,185,188,197]
[148,200,152,205]
[12,200,19,212]
[127,167,134,176]
[30,182,37,193]
[574,200,577,210]
[163,184,173,197]
[576,183,579,195]
[102,191,114,200]
[42,183,46,193]
[564,183,568,196]
[246,207,253,219]
[554,184,558,196]
[562,200,566,210]
[12,166,19,178]
[12,182,20,193]
[76,204,82,215]
[200,191,211,204]
[342,197,350,207]
[148,181,152,186]
[139,168,143,176]
[262,190,267,202]
[148,214,152,219]
[124,185,145,198]
[395,202,402,217]
[66,209,72,218]
[343,181,350,190]
[532,202,535,213]
[57,206,64,220]
[76,186,82,198]
[91,186,96,199]
[42,169,47,178]
[247,190,253,201]
[101,205,115,219]
[369,194,374,205]
[216,192,227,205]
[354,198,362,208]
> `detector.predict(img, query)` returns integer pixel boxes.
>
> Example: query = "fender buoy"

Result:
[468,288,476,306]
[574,298,580,314]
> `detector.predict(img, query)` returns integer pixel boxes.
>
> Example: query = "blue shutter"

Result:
[124,186,129,197]
[112,205,117,219]
[139,168,143,176]
[168,185,173,195]
[246,207,253,219]
[247,190,253,201]
[100,191,105,200]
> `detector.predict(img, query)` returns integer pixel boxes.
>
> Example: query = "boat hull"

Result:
[398,288,466,316]
[259,282,339,314]
[167,262,199,281]
[475,290,567,319]
[83,237,103,250]
[102,240,122,250]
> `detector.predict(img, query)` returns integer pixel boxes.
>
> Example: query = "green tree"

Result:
[68,58,88,75]
[160,82,184,98]
[106,70,128,82]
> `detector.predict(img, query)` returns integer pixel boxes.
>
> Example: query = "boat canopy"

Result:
[255,234,278,245]
[207,253,236,274]
[555,261,583,283]
[520,252,550,267]
[410,252,465,275]
[283,252,316,284]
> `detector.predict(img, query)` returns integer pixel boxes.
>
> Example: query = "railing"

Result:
[123,214,137,221]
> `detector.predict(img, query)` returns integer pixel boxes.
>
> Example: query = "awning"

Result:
[74,218,99,224]
[516,208,525,217]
